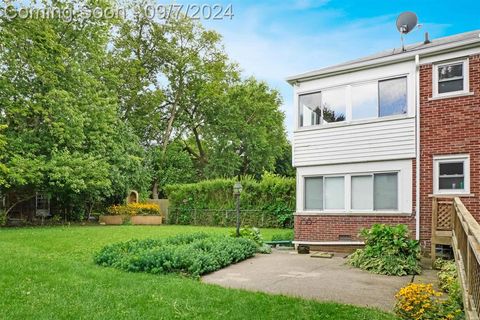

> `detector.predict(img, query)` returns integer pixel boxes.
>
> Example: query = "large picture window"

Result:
[324,176,345,210]
[298,76,408,128]
[379,77,408,117]
[304,172,399,212]
[304,177,323,210]
[352,82,378,120]
[298,89,346,127]
[299,92,322,127]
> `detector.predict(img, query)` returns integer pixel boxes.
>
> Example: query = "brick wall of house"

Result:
[294,215,416,241]
[419,54,480,248]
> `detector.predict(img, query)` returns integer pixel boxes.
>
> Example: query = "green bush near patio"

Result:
[95,233,257,276]
[349,224,421,276]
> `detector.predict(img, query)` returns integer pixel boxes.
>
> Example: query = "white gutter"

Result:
[415,54,421,241]
[286,37,480,84]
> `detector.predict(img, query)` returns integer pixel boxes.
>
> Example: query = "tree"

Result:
[0,125,7,187]
[274,142,295,177]
[112,11,236,196]
[0,1,145,218]
[183,78,288,179]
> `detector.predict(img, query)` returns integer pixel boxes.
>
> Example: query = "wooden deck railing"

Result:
[450,197,480,320]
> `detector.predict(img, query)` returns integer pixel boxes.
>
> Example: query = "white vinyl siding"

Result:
[293,117,415,167]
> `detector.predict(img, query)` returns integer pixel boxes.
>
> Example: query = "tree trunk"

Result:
[152,179,159,199]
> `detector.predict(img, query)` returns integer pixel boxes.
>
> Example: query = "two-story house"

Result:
[287,30,480,254]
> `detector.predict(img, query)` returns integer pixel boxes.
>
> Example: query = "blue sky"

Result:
[173,0,480,137]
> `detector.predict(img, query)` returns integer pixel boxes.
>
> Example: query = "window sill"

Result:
[295,211,413,217]
[428,193,475,198]
[428,92,474,101]
[294,114,413,133]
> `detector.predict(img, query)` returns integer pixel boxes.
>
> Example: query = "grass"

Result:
[0,225,397,320]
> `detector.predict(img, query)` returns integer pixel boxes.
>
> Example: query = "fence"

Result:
[450,197,480,320]
[166,208,294,228]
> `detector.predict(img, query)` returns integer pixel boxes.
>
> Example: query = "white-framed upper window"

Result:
[298,76,408,128]
[433,59,469,98]
[304,172,399,212]
[433,155,470,195]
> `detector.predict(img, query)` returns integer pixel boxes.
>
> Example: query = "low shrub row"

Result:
[164,173,295,228]
[229,227,272,254]
[106,203,160,216]
[94,233,257,277]
[348,224,421,276]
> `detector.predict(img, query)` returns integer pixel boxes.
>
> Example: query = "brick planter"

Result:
[130,215,163,225]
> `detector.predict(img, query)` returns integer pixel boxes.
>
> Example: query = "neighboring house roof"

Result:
[286,30,480,84]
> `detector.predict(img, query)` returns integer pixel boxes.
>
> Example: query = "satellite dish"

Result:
[396,12,418,51]
[396,12,418,34]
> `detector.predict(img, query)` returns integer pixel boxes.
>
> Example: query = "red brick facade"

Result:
[294,215,416,241]
[294,54,480,247]
[419,54,480,248]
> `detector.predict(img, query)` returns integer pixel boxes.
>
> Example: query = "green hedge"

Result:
[94,233,257,277]
[164,174,295,228]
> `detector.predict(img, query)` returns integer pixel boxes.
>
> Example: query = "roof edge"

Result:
[286,36,480,85]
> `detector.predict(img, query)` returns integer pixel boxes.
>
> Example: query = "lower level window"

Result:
[304,172,399,212]
[351,173,398,210]
[324,177,345,210]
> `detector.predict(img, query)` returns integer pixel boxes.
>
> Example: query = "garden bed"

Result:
[94,233,257,276]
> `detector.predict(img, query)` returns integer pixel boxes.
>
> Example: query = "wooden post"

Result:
[431,197,438,262]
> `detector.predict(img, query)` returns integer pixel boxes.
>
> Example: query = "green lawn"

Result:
[0,226,397,319]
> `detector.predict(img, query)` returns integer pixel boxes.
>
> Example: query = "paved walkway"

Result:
[202,249,437,311]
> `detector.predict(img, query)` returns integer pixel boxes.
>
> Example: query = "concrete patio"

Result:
[202,249,437,311]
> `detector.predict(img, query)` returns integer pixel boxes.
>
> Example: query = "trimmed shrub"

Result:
[94,233,257,277]
[348,224,421,276]
[229,227,272,254]
[106,203,160,216]
[164,173,295,228]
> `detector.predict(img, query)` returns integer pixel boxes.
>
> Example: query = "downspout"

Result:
[415,54,421,241]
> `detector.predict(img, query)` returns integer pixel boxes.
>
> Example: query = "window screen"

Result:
[305,177,323,210]
[374,173,398,210]
[379,77,407,117]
